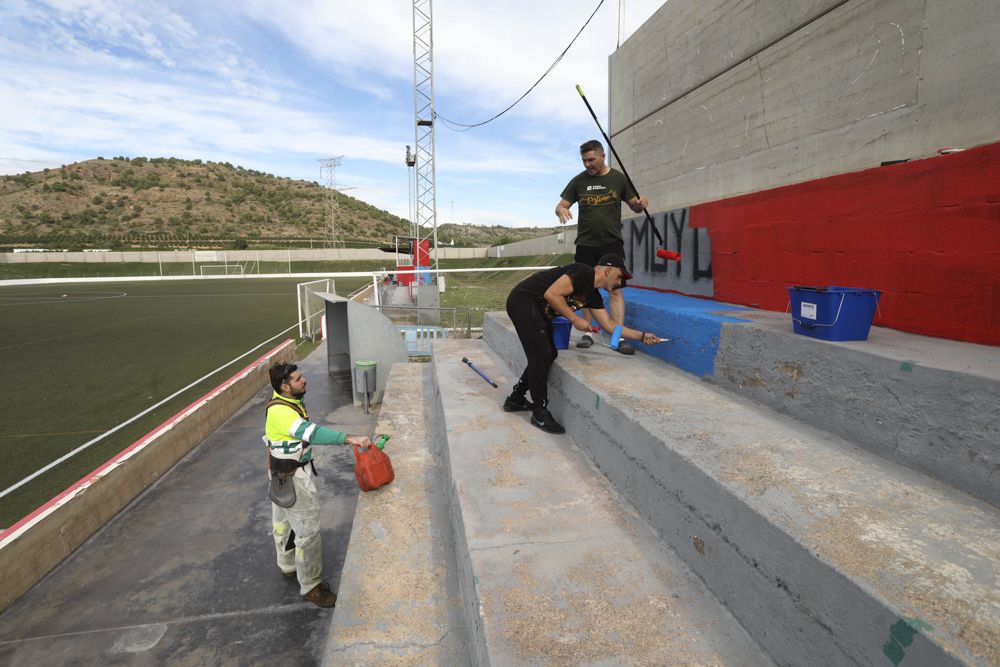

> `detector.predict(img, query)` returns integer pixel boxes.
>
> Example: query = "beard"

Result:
[293,389,306,399]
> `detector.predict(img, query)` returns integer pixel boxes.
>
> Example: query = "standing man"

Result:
[504,255,667,434]
[556,139,649,354]
[265,362,372,608]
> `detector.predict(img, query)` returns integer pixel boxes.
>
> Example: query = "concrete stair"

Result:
[619,289,1000,506]
[323,365,468,664]
[484,311,999,667]
[323,304,998,666]
[429,338,773,666]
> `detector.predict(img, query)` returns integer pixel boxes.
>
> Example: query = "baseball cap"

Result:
[597,254,632,280]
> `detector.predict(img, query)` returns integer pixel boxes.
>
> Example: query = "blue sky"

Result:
[0,0,663,229]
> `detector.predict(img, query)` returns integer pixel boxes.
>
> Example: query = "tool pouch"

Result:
[268,455,300,508]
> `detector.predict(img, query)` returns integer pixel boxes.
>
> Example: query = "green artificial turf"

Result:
[0,278,323,527]
[0,255,572,527]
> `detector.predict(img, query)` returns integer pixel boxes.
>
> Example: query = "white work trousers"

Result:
[271,466,322,595]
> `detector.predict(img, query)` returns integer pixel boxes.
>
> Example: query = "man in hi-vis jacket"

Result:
[265,362,371,608]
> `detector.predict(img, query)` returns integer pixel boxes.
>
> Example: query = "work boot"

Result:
[616,341,636,355]
[576,334,594,348]
[304,582,337,608]
[503,393,533,412]
[531,405,565,434]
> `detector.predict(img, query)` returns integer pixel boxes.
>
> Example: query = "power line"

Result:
[435,0,606,131]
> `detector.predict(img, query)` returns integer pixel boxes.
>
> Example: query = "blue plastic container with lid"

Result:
[551,317,572,349]
[788,286,881,341]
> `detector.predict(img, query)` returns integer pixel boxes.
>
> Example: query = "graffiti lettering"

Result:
[623,208,714,296]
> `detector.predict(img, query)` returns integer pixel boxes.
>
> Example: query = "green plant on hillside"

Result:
[0,157,561,251]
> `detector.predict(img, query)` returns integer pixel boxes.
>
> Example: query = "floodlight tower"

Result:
[412,0,439,280]
[405,145,416,238]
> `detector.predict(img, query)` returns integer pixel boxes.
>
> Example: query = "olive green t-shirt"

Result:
[559,168,637,246]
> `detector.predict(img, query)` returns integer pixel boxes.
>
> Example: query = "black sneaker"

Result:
[503,394,533,412]
[616,341,636,355]
[531,407,565,434]
[576,334,594,348]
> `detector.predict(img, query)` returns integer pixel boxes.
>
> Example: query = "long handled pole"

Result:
[575,84,677,260]
[461,357,498,388]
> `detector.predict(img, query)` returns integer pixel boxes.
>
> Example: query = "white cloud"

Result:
[0,0,669,229]
[241,0,664,123]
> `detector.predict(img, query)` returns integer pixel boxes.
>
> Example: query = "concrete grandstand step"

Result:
[430,339,774,666]
[323,364,468,664]
[617,289,1000,506]
[484,312,1000,667]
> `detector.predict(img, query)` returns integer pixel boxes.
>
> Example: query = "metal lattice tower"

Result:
[318,157,343,247]
[412,0,439,277]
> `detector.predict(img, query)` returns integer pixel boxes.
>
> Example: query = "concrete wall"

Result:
[0,246,488,264]
[0,340,296,613]
[488,228,576,258]
[610,0,1000,207]
[612,0,1000,345]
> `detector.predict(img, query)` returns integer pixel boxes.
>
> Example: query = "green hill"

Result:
[0,157,562,251]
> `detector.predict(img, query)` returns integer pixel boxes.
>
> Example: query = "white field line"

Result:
[0,266,556,287]
[0,323,299,503]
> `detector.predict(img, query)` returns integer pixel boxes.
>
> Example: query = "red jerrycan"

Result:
[354,435,394,491]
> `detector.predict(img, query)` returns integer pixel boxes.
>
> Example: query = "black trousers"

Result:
[574,240,626,266]
[505,293,558,407]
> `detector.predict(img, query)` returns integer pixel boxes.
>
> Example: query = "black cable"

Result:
[435,0,606,131]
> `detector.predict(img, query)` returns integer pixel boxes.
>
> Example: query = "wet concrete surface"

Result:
[0,347,377,666]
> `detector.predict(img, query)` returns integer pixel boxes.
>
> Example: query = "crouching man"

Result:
[265,362,371,608]
[504,254,666,434]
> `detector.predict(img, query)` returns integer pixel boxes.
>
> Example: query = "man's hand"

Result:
[572,316,592,332]
[641,332,668,345]
[555,200,573,224]
[627,195,649,213]
[345,434,372,448]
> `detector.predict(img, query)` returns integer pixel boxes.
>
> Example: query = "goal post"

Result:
[297,278,335,340]
[199,264,245,277]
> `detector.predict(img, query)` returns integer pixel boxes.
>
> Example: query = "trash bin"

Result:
[355,360,377,414]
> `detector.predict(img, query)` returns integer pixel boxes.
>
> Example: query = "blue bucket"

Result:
[551,316,572,349]
[788,286,881,341]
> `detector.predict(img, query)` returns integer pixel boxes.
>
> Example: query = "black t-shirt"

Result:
[559,168,637,246]
[510,263,605,319]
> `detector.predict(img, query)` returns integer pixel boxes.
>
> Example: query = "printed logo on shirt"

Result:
[580,190,620,207]
[586,185,608,192]
[544,295,587,319]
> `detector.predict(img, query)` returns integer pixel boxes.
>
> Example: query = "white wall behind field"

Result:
[487,228,577,258]
[0,247,489,265]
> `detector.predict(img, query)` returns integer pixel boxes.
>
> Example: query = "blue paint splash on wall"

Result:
[614,288,751,377]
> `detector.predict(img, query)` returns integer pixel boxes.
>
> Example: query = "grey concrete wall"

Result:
[609,0,1000,209]
[487,228,576,258]
[712,313,1000,506]
[0,246,488,264]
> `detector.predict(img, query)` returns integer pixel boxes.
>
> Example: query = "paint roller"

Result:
[577,84,682,264]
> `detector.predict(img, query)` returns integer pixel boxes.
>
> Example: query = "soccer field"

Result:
[0,277,367,528]
[0,256,570,528]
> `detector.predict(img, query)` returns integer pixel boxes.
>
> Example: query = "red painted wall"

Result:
[691,141,1000,346]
